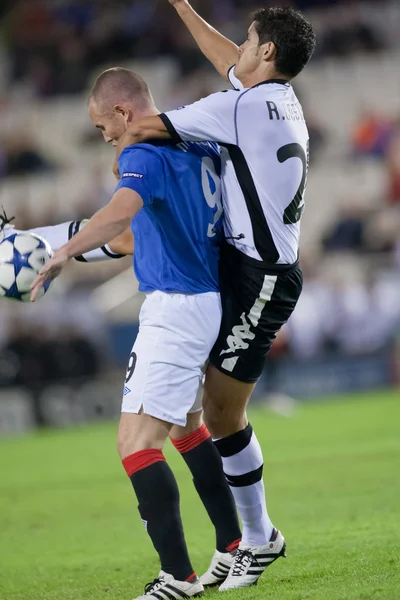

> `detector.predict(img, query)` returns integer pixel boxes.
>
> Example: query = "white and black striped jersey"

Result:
[160,66,309,266]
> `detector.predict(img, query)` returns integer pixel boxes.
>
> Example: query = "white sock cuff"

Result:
[30,220,126,262]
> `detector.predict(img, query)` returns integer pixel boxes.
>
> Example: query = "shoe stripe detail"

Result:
[211,569,227,577]
[150,593,169,600]
[154,589,179,600]
[225,465,263,487]
[164,584,190,599]
[214,565,230,573]
[216,562,230,569]
[210,571,226,579]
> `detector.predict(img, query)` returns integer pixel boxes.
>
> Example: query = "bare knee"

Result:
[203,394,246,438]
[117,412,172,460]
[203,365,254,438]
[170,411,204,440]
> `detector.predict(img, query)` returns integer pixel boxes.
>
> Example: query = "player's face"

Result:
[234,23,266,81]
[88,100,128,146]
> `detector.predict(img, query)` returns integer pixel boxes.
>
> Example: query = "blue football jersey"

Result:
[116,140,222,294]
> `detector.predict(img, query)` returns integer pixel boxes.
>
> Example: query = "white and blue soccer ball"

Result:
[0,232,53,302]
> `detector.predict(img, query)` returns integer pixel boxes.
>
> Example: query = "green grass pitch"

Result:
[1,390,399,600]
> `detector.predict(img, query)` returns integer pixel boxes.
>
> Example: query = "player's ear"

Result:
[114,105,131,124]
[261,41,276,63]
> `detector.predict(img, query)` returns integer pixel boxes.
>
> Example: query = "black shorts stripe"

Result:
[225,465,263,488]
[213,424,253,457]
[210,243,303,384]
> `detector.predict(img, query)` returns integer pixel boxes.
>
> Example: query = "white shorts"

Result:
[121,290,221,426]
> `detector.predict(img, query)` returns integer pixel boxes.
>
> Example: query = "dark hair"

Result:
[253,7,316,78]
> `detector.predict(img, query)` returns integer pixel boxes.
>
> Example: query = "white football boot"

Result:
[219,528,286,591]
[200,549,235,587]
[134,570,204,599]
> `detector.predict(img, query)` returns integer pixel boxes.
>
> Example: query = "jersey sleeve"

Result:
[160,91,239,145]
[227,65,244,91]
[115,147,165,206]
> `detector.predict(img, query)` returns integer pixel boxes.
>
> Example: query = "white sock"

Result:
[29,221,125,262]
[214,424,273,547]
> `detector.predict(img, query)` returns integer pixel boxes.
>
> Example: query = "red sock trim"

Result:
[170,423,211,454]
[185,572,197,582]
[122,449,165,477]
[226,537,242,552]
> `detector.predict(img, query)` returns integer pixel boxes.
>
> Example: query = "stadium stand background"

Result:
[0,0,399,432]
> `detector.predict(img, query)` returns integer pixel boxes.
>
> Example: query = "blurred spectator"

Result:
[1,0,394,101]
[351,111,394,160]
[322,204,367,252]
[0,135,54,178]
[319,2,385,58]
[386,128,400,204]
[0,323,101,388]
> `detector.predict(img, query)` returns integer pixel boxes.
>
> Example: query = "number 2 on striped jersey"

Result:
[277,141,309,225]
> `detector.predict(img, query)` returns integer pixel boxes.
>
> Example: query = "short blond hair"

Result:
[89,67,154,111]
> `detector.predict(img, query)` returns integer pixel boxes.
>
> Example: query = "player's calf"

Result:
[203,366,277,556]
[119,412,198,586]
[170,414,242,585]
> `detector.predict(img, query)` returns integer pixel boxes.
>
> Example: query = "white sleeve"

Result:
[227,65,244,91]
[30,221,126,262]
[161,90,239,145]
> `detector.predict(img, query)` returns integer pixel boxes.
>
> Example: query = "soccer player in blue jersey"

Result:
[31,68,242,600]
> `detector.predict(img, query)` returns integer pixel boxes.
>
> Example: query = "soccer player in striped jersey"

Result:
[115,3,316,590]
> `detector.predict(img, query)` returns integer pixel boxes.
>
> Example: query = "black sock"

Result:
[123,449,195,581]
[172,426,242,553]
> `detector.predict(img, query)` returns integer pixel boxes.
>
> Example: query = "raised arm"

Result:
[169,0,239,79]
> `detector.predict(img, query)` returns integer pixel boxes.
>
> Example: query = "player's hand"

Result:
[30,248,69,302]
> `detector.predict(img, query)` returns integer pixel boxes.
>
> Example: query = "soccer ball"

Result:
[0,232,53,302]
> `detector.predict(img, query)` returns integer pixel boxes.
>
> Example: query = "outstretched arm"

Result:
[169,0,239,79]
[31,189,142,301]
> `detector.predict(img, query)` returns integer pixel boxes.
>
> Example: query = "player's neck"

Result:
[133,106,160,122]
[240,67,289,89]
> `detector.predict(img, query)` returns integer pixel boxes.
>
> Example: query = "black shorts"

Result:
[210,243,303,384]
